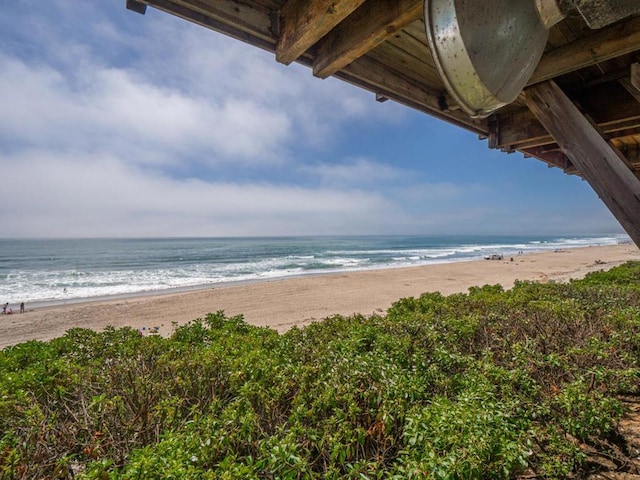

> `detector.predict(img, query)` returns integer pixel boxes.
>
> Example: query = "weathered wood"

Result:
[520,147,578,174]
[530,16,640,85]
[526,81,640,247]
[313,0,422,78]
[126,0,147,15]
[620,144,640,168]
[581,109,640,181]
[494,103,640,151]
[632,63,640,91]
[338,56,487,133]
[142,0,275,50]
[619,78,640,107]
[366,39,441,86]
[275,0,366,65]
[389,21,429,55]
[131,0,640,202]
[622,63,640,103]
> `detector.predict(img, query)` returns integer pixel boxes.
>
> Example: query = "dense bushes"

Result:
[1,261,640,479]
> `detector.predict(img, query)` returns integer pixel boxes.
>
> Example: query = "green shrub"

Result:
[2,262,640,479]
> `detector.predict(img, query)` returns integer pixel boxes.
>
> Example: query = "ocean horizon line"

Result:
[0,232,629,241]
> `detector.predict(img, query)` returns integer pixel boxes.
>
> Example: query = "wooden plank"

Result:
[519,147,578,175]
[530,16,640,86]
[373,23,445,87]
[620,144,640,168]
[633,63,640,91]
[171,0,273,40]
[580,110,640,177]
[545,20,576,50]
[126,0,147,15]
[313,0,422,78]
[275,0,366,65]
[133,0,473,129]
[398,20,429,48]
[497,116,640,151]
[339,55,487,133]
[386,22,431,62]
[577,82,640,121]
[142,0,276,49]
[494,97,640,150]
[622,63,640,102]
[384,28,434,68]
[367,40,441,86]
[607,127,640,147]
[620,78,640,105]
[526,81,640,247]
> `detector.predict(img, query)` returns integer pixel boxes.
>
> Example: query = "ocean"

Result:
[0,234,630,308]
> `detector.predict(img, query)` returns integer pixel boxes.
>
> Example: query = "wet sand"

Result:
[1,243,638,349]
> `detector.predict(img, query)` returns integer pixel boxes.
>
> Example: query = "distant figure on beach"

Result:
[20,302,25,314]
[2,303,7,314]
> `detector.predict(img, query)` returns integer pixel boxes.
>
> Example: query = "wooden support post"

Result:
[525,81,640,248]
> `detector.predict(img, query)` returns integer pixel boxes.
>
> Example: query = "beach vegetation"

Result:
[1,262,640,478]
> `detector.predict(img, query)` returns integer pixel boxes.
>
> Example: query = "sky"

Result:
[0,0,625,238]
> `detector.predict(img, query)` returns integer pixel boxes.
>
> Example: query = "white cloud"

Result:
[0,151,399,237]
[0,4,407,168]
[0,147,621,238]
[0,3,420,238]
[301,157,410,186]
[138,19,406,147]
[0,55,292,165]
[395,182,470,203]
[0,1,624,238]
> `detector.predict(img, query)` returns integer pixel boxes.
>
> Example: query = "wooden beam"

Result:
[529,16,640,85]
[619,78,640,105]
[338,55,487,133]
[620,144,640,168]
[313,0,422,79]
[520,147,578,175]
[126,0,147,15]
[580,110,640,180]
[493,103,640,150]
[620,64,640,104]
[275,0,366,65]
[632,63,640,91]
[141,0,276,50]
[526,81,640,247]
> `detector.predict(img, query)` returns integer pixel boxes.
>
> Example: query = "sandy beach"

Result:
[1,243,638,349]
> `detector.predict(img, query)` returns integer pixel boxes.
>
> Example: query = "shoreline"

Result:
[1,243,638,349]
[6,241,629,311]
[14,255,490,311]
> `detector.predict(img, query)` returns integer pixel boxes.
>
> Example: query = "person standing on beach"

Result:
[2,303,7,314]
[20,302,25,314]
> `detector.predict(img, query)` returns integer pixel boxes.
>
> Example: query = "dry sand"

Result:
[1,243,638,349]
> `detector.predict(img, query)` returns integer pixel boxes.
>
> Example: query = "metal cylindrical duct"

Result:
[424,0,640,117]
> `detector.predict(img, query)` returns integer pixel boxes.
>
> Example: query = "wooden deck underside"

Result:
[125,0,640,244]
[126,0,640,177]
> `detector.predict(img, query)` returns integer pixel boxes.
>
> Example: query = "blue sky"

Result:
[0,0,624,237]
